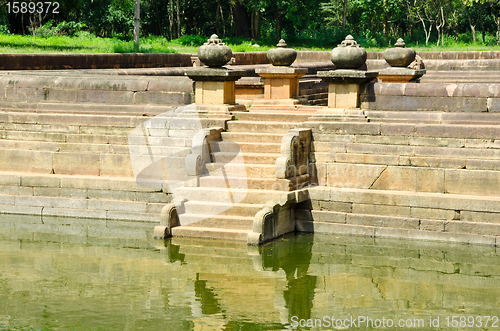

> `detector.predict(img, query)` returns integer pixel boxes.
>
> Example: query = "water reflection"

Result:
[1,221,500,330]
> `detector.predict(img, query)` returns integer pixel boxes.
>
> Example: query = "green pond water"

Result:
[1,215,500,330]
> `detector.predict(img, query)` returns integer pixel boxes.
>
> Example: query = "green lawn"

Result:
[1,33,500,54]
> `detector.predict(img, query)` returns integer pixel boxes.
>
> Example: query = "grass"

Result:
[1,32,500,54]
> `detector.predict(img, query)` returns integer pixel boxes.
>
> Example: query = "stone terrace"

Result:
[1,52,500,245]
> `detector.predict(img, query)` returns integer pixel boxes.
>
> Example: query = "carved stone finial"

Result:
[197,34,233,67]
[384,37,416,67]
[394,38,406,48]
[331,35,367,69]
[277,39,287,48]
[267,39,297,66]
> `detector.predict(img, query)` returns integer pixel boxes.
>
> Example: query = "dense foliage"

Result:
[1,0,500,48]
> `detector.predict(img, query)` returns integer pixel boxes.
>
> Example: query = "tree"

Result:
[134,0,140,49]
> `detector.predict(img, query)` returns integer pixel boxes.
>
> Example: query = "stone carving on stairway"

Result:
[275,128,312,190]
[185,127,224,187]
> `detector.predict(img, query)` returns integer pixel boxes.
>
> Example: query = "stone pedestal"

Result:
[186,67,247,113]
[255,67,308,100]
[318,69,378,108]
[378,67,426,83]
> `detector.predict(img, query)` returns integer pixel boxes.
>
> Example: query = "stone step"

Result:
[0,129,131,144]
[0,202,160,222]
[0,171,166,193]
[232,112,313,123]
[0,101,181,116]
[179,214,254,230]
[171,226,251,242]
[183,200,264,217]
[0,111,144,127]
[212,151,279,164]
[365,110,500,124]
[220,132,283,144]
[308,186,500,213]
[207,162,275,178]
[198,175,306,191]
[215,141,281,153]
[0,191,163,218]
[227,120,302,134]
[325,152,500,171]
[174,186,292,205]
[345,143,500,160]
[296,215,498,246]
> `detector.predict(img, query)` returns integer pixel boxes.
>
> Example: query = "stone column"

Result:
[254,39,308,106]
[315,35,378,120]
[185,34,246,114]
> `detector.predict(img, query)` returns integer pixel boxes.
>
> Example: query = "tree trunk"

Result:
[176,0,180,38]
[231,0,251,38]
[342,0,347,32]
[169,0,173,40]
[251,9,260,40]
[216,0,221,35]
[382,0,388,38]
[464,6,477,44]
[133,0,140,50]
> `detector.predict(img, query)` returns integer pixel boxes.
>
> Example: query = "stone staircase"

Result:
[0,109,175,227]
[165,107,318,243]
[298,114,500,245]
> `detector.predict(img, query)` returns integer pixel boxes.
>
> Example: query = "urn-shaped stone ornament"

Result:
[384,38,416,67]
[267,39,297,66]
[330,35,367,69]
[197,34,232,67]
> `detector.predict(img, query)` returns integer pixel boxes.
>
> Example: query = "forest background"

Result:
[0,0,499,53]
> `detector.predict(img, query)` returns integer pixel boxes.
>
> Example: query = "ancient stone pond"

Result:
[2,214,500,330]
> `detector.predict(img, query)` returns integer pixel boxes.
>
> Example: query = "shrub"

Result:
[178,35,206,46]
[57,21,86,36]
[34,20,60,38]
[0,25,10,35]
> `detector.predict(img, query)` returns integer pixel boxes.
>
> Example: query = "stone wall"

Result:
[360,81,500,113]
[4,51,500,70]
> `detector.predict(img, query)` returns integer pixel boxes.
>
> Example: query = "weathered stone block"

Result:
[311,210,346,223]
[411,207,457,220]
[328,83,359,108]
[416,124,500,139]
[134,91,191,105]
[416,168,445,193]
[327,163,386,189]
[88,199,147,213]
[347,213,419,229]
[409,157,465,169]
[53,153,100,176]
[409,137,465,148]
[335,153,400,165]
[0,149,53,173]
[446,220,500,236]
[352,203,411,217]
[461,211,500,224]
[318,200,353,213]
[309,122,381,135]
[371,166,416,191]
[445,169,500,196]
[14,196,88,209]
[466,159,500,171]
[380,123,415,136]
[420,219,445,231]
[21,174,61,188]
[99,154,133,177]
[354,134,408,145]
[300,221,376,237]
